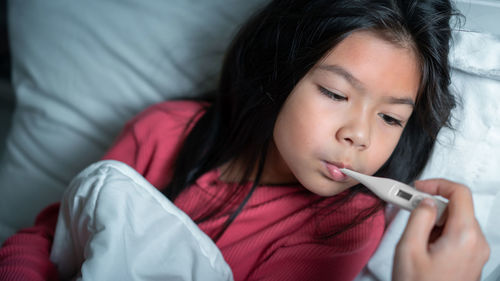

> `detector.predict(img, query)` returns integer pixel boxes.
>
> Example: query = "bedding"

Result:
[0,0,267,243]
[1,0,500,280]
[50,160,233,281]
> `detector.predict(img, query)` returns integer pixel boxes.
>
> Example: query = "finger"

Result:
[415,179,476,234]
[414,179,474,218]
[414,178,466,199]
[400,197,437,251]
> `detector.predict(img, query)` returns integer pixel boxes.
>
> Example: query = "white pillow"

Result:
[50,160,233,281]
[0,0,267,242]
[356,30,500,281]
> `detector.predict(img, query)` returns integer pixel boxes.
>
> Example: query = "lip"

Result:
[324,161,351,182]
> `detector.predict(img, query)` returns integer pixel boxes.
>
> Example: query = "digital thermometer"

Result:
[340,168,448,226]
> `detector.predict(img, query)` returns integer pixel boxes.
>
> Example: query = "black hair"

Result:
[163,0,460,241]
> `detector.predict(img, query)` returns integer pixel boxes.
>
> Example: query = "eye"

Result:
[379,113,403,127]
[318,86,347,101]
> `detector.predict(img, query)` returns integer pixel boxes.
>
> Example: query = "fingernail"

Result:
[420,197,436,208]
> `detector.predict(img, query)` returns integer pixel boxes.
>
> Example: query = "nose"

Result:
[336,116,371,150]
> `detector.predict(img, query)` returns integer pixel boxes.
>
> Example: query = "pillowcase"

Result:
[356,30,500,281]
[0,0,267,242]
[51,160,233,281]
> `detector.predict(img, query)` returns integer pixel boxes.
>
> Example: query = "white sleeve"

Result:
[50,160,233,281]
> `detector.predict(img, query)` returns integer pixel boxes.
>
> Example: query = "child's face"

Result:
[271,30,420,196]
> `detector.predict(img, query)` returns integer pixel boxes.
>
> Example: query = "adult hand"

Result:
[392,179,490,281]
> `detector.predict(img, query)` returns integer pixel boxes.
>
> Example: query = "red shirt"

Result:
[0,101,385,281]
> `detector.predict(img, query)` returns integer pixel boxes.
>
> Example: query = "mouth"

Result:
[324,161,351,182]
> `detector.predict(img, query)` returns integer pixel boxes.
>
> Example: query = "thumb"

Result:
[400,198,437,250]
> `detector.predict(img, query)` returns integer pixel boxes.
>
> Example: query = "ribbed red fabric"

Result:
[0,101,385,281]
[0,203,60,281]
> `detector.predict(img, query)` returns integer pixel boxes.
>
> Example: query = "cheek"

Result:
[274,105,316,157]
[367,130,403,173]
[274,92,327,154]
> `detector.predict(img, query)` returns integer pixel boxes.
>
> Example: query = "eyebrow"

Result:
[383,96,415,107]
[317,64,365,92]
[317,64,415,107]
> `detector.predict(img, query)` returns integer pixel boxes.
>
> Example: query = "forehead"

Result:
[315,30,421,102]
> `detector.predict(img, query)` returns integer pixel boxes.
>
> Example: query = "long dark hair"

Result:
[164,0,459,241]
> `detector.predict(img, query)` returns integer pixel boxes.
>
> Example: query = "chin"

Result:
[305,182,350,197]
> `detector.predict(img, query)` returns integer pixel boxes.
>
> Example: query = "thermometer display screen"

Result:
[397,189,413,201]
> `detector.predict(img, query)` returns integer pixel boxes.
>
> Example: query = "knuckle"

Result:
[451,181,471,195]
[461,185,473,197]
[445,178,470,191]
[459,224,488,255]
[457,226,479,247]
[481,241,491,262]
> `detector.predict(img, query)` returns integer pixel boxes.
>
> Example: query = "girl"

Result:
[0,0,490,280]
